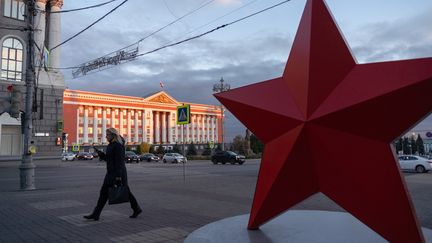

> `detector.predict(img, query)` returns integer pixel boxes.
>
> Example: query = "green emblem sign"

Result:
[208,141,215,149]
[177,104,190,125]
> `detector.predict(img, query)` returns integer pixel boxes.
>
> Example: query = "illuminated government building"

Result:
[63,89,223,148]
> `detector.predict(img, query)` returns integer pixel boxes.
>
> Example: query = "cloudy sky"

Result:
[59,0,432,141]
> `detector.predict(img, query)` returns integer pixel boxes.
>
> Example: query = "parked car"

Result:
[398,155,432,173]
[125,151,139,163]
[140,153,160,162]
[62,152,76,161]
[162,153,187,163]
[76,152,94,160]
[211,151,245,165]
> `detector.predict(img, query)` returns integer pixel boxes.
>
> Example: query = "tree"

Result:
[410,136,417,155]
[202,144,211,156]
[215,144,222,151]
[149,145,155,154]
[232,135,246,154]
[156,145,165,155]
[416,134,425,155]
[172,143,181,153]
[402,137,410,154]
[138,142,150,154]
[250,134,264,154]
[187,142,197,156]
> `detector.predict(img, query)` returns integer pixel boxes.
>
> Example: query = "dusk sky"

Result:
[59,0,432,142]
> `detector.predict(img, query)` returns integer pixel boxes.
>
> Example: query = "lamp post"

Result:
[213,77,230,151]
[20,0,36,190]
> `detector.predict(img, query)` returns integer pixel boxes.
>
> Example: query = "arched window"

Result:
[1,37,24,82]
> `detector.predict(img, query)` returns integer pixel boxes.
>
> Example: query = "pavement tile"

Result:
[110,227,188,243]
[58,210,129,227]
[29,200,86,210]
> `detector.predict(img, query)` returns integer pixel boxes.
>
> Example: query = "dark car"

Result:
[211,151,245,165]
[125,151,139,163]
[76,152,94,160]
[139,153,160,162]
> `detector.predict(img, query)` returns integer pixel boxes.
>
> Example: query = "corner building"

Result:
[0,0,65,157]
[63,89,222,147]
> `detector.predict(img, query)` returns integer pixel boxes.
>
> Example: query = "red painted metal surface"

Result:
[214,0,432,242]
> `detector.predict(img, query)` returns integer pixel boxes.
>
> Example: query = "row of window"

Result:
[2,0,26,82]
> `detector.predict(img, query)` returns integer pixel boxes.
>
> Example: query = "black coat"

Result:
[99,141,128,186]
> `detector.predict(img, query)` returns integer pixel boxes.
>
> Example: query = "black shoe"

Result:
[83,214,100,221]
[129,209,142,218]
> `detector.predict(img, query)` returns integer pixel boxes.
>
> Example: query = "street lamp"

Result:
[213,77,230,151]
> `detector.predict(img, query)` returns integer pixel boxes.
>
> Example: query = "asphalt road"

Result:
[0,159,431,242]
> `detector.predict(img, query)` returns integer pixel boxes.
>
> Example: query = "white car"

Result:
[398,155,432,173]
[162,153,187,163]
[62,152,76,161]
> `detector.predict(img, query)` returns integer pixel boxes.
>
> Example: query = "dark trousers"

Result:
[93,184,140,216]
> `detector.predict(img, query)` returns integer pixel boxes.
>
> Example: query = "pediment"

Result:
[146,92,178,104]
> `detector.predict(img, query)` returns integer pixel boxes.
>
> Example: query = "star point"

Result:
[214,0,432,242]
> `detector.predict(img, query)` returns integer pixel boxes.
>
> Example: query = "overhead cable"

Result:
[60,0,216,69]
[53,0,291,71]
[48,0,118,14]
[49,0,129,51]
[136,0,291,58]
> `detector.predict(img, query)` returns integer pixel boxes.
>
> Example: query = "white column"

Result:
[111,109,116,130]
[127,110,131,143]
[48,0,63,68]
[168,112,173,143]
[155,111,160,143]
[161,112,167,143]
[189,114,194,143]
[180,124,184,144]
[211,116,215,142]
[83,107,88,144]
[186,123,190,143]
[76,108,80,144]
[168,112,177,144]
[93,108,98,143]
[215,116,219,143]
[148,110,153,144]
[201,115,208,143]
[204,115,209,143]
[34,0,47,66]
[196,115,200,143]
[134,111,139,143]
[141,110,146,142]
[119,109,124,136]
[102,108,107,143]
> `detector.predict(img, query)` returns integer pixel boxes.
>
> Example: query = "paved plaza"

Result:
[0,159,431,242]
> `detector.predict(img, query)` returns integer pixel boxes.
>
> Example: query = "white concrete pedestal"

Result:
[184,210,432,243]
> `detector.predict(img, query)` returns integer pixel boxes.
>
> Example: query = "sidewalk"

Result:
[0,159,259,242]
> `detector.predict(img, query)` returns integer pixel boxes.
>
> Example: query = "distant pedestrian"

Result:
[84,128,142,221]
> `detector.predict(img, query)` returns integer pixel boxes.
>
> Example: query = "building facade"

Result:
[0,0,65,157]
[63,89,223,149]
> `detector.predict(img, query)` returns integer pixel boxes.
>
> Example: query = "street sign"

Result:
[177,104,190,125]
[72,143,80,152]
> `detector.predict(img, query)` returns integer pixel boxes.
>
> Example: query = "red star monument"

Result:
[214,0,432,242]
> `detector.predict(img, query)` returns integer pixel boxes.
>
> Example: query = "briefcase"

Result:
[108,184,130,205]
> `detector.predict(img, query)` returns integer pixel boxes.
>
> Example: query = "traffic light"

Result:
[9,85,21,118]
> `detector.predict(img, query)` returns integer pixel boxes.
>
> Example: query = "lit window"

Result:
[3,0,25,20]
[1,37,23,81]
